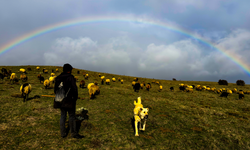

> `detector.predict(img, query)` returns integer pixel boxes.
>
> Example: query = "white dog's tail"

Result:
[134,96,141,105]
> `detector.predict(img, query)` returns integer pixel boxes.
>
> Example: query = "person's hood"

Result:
[56,72,72,82]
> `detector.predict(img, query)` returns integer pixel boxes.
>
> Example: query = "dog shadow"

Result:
[25,95,41,101]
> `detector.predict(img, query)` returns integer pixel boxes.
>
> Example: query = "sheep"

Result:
[27,67,31,71]
[20,68,26,74]
[196,86,202,91]
[158,85,163,92]
[132,81,136,87]
[172,78,176,81]
[44,79,50,89]
[152,80,155,83]
[218,79,228,85]
[10,73,18,84]
[118,77,121,81]
[121,79,124,84]
[51,73,56,77]
[88,83,100,99]
[49,76,56,84]
[133,83,140,92]
[179,84,185,91]
[133,78,138,82]
[191,85,195,89]
[238,91,244,100]
[236,80,245,86]
[85,74,89,80]
[37,74,44,83]
[185,86,193,93]
[98,73,101,77]
[77,71,80,74]
[170,87,174,91]
[56,68,59,72]
[51,69,54,73]
[80,80,85,88]
[101,76,105,80]
[156,81,160,85]
[43,70,48,74]
[20,83,32,102]
[142,81,145,86]
[146,83,151,91]
[232,88,237,93]
[36,67,40,70]
[112,77,116,82]
[101,79,104,85]
[20,74,28,82]
[140,83,144,89]
[1,68,7,74]
[220,90,232,98]
[106,79,110,85]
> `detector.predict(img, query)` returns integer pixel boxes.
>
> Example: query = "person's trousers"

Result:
[60,107,77,137]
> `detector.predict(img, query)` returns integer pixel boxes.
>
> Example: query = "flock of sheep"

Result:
[0,67,248,102]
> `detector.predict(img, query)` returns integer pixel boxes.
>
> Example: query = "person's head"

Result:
[63,63,73,73]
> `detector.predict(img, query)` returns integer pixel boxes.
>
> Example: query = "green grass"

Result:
[0,65,250,149]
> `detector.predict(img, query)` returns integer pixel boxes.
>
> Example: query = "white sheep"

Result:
[20,83,32,102]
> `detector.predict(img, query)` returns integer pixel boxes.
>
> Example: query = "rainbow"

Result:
[0,16,249,75]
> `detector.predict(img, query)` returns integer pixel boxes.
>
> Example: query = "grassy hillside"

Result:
[0,65,250,149]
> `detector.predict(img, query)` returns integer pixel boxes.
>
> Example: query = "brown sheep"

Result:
[80,80,85,88]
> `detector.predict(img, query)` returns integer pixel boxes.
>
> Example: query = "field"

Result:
[0,65,250,149]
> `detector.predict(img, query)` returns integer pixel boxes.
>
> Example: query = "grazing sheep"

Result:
[112,77,116,82]
[236,80,245,86]
[20,74,28,82]
[172,78,176,81]
[156,81,160,85]
[20,68,26,74]
[118,77,121,81]
[36,67,40,70]
[133,83,140,92]
[51,69,54,73]
[56,68,59,72]
[191,85,195,89]
[232,88,237,93]
[43,70,48,74]
[20,83,32,102]
[220,90,232,98]
[51,73,55,77]
[88,83,100,99]
[218,79,228,85]
[37,74,44,83]
[196,86,202,91]
[44,79,50,89]
[85,74,89,80]
[238,91,244,99]
[146,83,151,91]
[140,83,144,89]
[27,67,31,71]
[10,73,18,84]
[106,79,110,85]
[134,78,138,82]
[49,76,56,84]
[170,87,174,91]
[158,85,163,92]
[185,86,193,93]
[121,79,124,84]
[77,71,80,74]
[179,84,185,91]
[80,80,85,88]
[101,76,105,80]
[98,73,101,77]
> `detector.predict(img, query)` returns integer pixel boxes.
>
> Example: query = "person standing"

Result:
[54,63,84,139]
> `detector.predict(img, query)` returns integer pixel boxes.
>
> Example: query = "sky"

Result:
[0,0,250,83]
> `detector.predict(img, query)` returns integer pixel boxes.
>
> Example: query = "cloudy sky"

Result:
[1,0,250,83]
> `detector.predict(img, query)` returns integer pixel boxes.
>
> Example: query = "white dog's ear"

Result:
[146,108,149,111]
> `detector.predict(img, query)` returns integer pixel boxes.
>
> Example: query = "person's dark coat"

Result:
[54,72,78,109]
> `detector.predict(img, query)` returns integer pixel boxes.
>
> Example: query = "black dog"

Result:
[239,94,244,100]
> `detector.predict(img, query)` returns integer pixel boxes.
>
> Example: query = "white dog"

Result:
[134,97,149,136]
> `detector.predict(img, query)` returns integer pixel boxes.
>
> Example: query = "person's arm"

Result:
[69,75,78,101]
